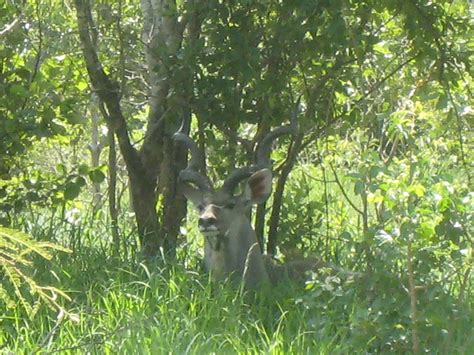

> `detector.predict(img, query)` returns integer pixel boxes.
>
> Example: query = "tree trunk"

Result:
[107,127,120,255]
[75,0,202,257]
[267,133,303,255]
[128,171,161,256]
[138,0,202,257]
[89,94,103,212]
[158,135,188,256]
[254,202,266,252]
[252,122,270,250]
[75,0,160,256]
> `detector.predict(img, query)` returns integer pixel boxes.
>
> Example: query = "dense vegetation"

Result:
[1,0,472,353]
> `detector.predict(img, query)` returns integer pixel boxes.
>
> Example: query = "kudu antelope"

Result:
[173,114,306,289]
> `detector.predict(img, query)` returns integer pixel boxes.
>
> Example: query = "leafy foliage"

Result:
[0,226,71,318]
[276,91,472,352]
[0,0,472,352]
[0,1,85,167]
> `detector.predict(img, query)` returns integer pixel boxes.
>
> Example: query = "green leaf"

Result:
[436,93,448,110]
[9,84,29,97]
[88,168,106,183]
[408,184,426,197]
[369,166,382,179]
[78,164,89,175]
[63,182,81,200]
[354,181,365,195]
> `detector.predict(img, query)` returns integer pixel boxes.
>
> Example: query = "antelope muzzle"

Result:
[198,205,220,237]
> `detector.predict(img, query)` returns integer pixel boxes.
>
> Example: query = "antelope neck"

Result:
[205,232,228,251]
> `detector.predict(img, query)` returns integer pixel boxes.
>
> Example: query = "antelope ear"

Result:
[181,183,205,206]
[244,169,272,204]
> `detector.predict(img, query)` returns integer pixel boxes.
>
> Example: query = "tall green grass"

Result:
[1,248,344,354]
[3,237,471,354]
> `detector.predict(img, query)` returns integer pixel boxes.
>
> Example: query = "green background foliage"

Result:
[1,0,472,353]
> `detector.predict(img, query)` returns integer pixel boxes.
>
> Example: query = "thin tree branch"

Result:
[407,241,420,354]
[74,0,142,178]
[329,163,364,216]
[444,81,471,184]
[20,0,42,111]
[355,52,422,105]
[0,16,22,38]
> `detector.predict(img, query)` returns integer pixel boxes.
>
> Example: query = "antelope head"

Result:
[174,116,297,288]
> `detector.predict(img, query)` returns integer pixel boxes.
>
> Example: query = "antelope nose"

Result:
[198,216,217,228]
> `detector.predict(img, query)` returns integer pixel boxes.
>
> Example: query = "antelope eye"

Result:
[197,204,205,212]
[224,202,236,209]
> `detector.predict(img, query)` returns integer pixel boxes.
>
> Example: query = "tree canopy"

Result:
[0,0,472,353]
